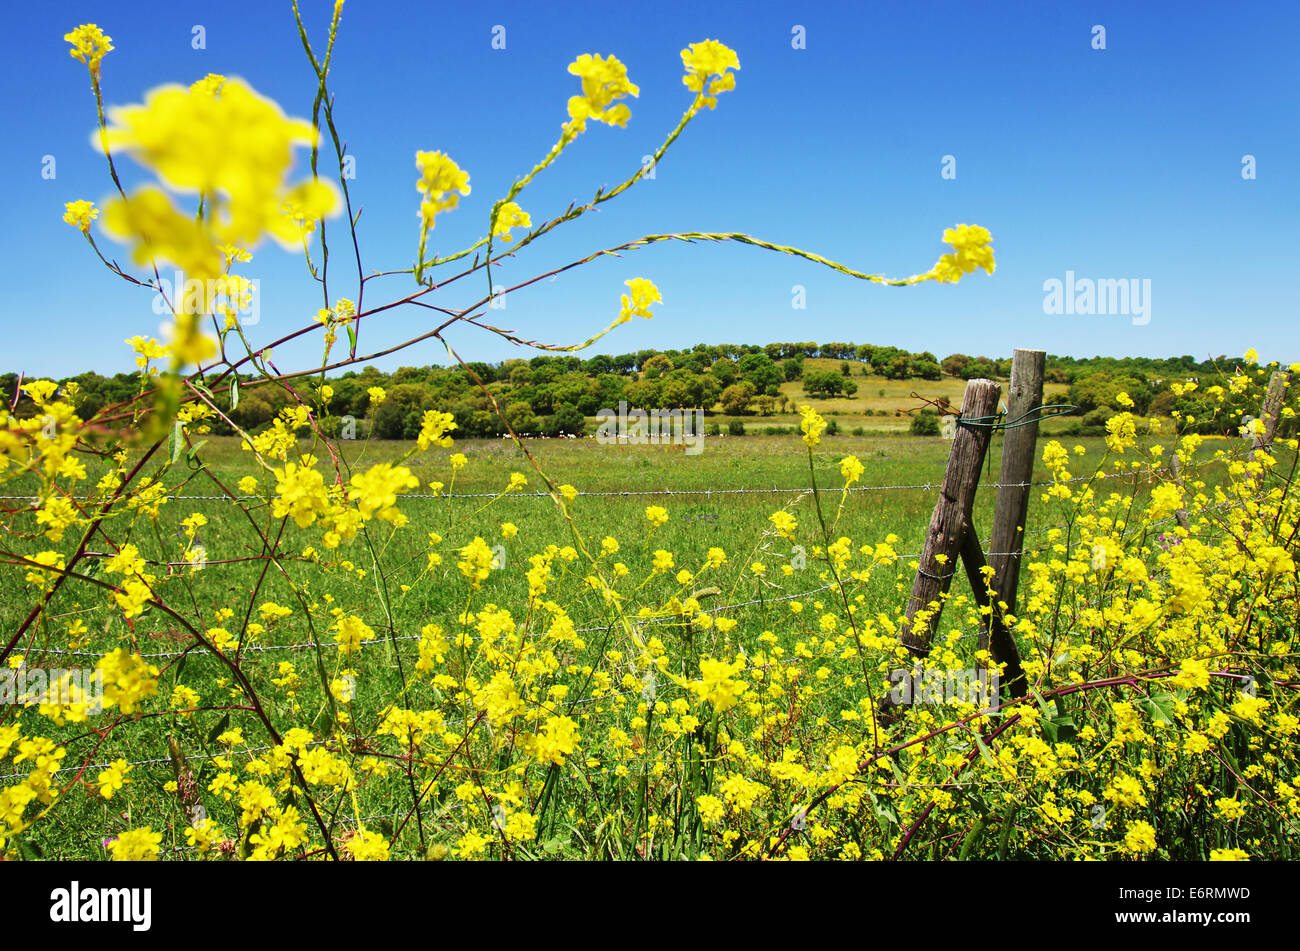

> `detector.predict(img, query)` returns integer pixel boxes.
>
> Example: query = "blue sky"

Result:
[3,0,1297,378]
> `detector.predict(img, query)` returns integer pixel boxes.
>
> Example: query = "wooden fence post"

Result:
[1167,454,1192,532]
[1249,370,1289,491]
[1253,371,1289,451]
[980,349,1043,698]
[898,379,1002,658]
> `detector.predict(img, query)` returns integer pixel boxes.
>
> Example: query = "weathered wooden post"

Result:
[1167,454,1193,532]
[979,349,1043,698]
[898,379,1002,659]
[1249,370,1289,492]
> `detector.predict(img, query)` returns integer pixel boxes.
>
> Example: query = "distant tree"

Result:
[739,353,783,394]
[545,404,587,436]
[913,359,942,381]
[783,358,803,381]
[720,381,756,415]
[642,353,675,379]
[803,370,856,398]
[624,378,664,409]
[881,356,913,380]
[941,354,970,378]
[504,400,540,433]
[710,358,737,386]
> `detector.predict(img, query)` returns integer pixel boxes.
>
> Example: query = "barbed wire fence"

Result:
[0,435,1268,862]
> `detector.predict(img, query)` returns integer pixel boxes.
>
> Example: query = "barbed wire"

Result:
[0,455,1224,505]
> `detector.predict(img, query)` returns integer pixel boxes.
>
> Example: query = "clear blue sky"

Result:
[3,0,1297,379]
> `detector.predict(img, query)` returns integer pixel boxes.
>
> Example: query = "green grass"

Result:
[0,427,1255,859]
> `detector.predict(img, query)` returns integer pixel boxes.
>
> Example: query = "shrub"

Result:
[910,410,941,435]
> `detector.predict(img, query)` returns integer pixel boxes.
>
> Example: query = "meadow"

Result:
[6,418,1294,862]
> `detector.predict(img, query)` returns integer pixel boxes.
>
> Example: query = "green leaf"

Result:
[958,816,988,860]
[1140,692,1177,725]
[168,421,185,463]
[346,325,357,354]
[229,377,240,411]
[1045,714,1077,744]
[206,711,230,745]
[997,803,1017,860]
[186,439,208,465]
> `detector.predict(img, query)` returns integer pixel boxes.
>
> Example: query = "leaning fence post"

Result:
[898,378,1002,659]
[982,349,1044,690]
[1167,454,1192,532]
[1249,370,1289,492]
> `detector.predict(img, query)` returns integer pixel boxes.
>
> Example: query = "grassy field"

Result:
[702,359,1074,434]
[0,425,1267,859]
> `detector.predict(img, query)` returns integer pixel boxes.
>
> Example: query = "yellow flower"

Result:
[64,23,113,71]
[1171,657,1210,690]
[107,826,162,861]
[367,386,387,406]
[799,405,826,449]
[680,39,740,109]
[492,201,531,241]
[416,410,457,450]
[98,79,336,256]
[415,150,470,232]
[529,715,580,766]
[501,522,519,539]
[645,505,669,528]
[346,827,390,861]
[457,537,495,589]
[559,484,578,503]
[347,463,418,523]
[1209,848,1250,861]
[839,455,865,485]
[334,615,375,655]
[617,278,661,324]
[1123,820,1157,854]
[95,759,133,799]
[930,224,995,284]
[768,510,797,540]
[565,53,639,134]
[697,794,726,825]
[1104,413,1137,453]
[690,657,746,711]
[1215,797,1246,821]
[62,200,99,232]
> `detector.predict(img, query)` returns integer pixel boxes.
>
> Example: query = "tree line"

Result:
[1,343,1277,439]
